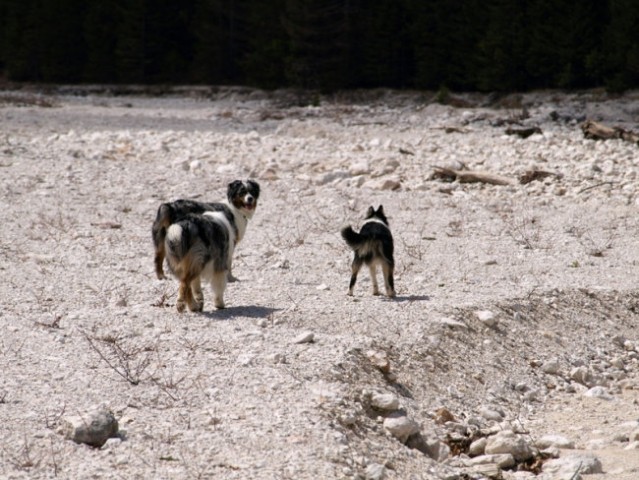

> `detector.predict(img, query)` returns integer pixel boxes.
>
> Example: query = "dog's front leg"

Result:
[211,270,227,309]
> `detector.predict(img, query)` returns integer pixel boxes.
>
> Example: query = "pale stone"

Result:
[370,392,399,412]
[543,453,603,476]
[383,414,419,443]
[535,434,575,449]
[293,331,315,344]
[62,408,119,448]
[485,430,534,462]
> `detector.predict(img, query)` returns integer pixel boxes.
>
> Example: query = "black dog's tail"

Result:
[341,226,365,250]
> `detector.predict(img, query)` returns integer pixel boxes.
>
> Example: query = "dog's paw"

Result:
[227,272,239,283]
[189,300,204,312]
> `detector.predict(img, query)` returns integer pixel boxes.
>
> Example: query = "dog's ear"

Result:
[377,205,385,215]
[247,179,260,197]
[366,206,375,218]
[227,180,242,198]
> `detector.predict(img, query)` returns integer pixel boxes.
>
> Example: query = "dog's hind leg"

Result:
[348,256,363,296]
[211,270,227,309]
[368,263,380,295]
[190,276,204,312]
[154,250,166,280]
[176,281,190,312]
[152,219,167,280]
[382,262,396,298]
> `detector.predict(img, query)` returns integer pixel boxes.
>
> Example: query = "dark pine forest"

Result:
[1,0,638,92]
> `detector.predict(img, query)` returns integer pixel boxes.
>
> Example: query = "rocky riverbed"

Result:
[1,86,639,479]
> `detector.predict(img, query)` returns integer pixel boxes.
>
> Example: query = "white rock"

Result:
[570,366,594,386]
[543,453,603,476]
[365,463,386,480]
[485,430,534,462]
[468,437,487,457]
[316,170,349,185]
[541,359,561,375]
[585,438,609,450]
[535,434,575,449]
[436,317,468,330]
[268,353,287,364]
[466,453,515,469]
[420,436,450,462]
[370,392,399,412]
[62,408,119,448]
[475,310,497,327]
[478,406,504,422]
[349,161,371,176]
[237,353,256,366]
[584,386,613,400]
[363,177,401,191]
[383,414,419,443]
[293,331,315,344]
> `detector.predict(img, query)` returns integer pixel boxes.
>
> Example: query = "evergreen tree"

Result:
[350,0,413,88]
[476,0,530,91]
[242,0,288,89]
[410,0,487,90]
[36,0,86,82]
[600,0,639,91]
[1,0,42,81]
[83,2,118,82]
[191,0,248,84]
[526,0,603,89]
[114,0,147,82]
[282,0,351,92]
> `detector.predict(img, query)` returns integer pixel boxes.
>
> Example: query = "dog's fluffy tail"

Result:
[166,223,190,261]
[341,226,365,250]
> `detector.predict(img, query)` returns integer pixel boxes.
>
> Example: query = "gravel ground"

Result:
[1,86,639,479]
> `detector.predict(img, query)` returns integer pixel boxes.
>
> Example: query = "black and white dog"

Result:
[153,180,260,312]
[152,180,260,282]
[341,205,396,298]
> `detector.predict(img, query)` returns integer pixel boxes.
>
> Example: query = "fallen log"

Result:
[432,166,515,186]
[581,120,639,145]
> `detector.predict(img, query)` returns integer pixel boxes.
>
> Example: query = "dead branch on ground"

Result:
[432,166,515,186]
[581,120,639,145]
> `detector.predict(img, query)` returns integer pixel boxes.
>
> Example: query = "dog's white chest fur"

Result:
[226,201,249,243]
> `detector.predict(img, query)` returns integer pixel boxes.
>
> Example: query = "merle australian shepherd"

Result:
[152,180,260,311]
[341,205,396,298]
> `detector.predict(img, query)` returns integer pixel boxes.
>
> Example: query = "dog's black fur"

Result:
[152,180,260,281]
[165,211,235,312]
[341,205,395,298]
